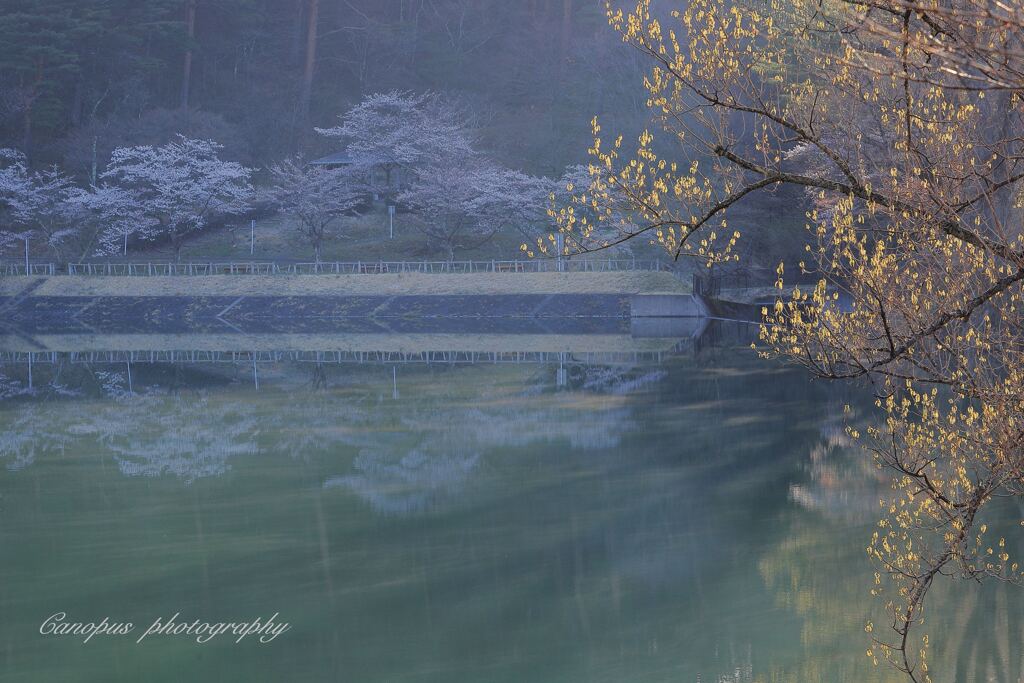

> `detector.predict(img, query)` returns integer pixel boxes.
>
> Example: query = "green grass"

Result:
[96,207,584,263]
[75,203,681,266]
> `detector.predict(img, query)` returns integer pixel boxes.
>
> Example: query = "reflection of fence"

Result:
[0,347,688,367]
[0,262,56,276]
[64,258,671,276]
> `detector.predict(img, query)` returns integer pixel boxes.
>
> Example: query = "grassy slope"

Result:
[88,209,649,264]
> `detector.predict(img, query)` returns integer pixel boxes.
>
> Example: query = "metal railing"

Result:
[0,347,686,367]
[0,262,56,276]
[64,258,672,276]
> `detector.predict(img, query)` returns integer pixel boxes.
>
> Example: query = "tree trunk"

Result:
[290,0,305,66]
[77,227,101,262]
[298,0,319,141]
[22,62,43,158]
[181,0,198,110]
[70,77,83,127]
[171,230,183,263]
[22,104,32,158]
[91,136,99,186]
[560,0,572,74]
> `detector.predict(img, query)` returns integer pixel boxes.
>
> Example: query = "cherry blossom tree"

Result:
[0,149,84,260]
[0,148,33,254]
[319,92,556,259]
[548,164,635,255]
[81,184,161,257]
[265,158,366,262]
[399,159,554,260]
[101,136,253,261]
[17,167,86,261]
[316,91,476,184]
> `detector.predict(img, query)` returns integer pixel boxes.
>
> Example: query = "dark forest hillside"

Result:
[0,0,650,174]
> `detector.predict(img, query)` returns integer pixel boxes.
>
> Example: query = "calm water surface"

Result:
[0,336,1020,682]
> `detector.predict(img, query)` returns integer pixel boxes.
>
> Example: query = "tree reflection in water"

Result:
[0,359,660,492]
[1,347,1021,680]
[773,399,1024,681]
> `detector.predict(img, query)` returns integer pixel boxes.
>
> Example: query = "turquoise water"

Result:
[0,338,1019,682]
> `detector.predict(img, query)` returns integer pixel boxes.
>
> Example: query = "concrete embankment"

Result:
[0,272,709,353]
[630,293,709,318]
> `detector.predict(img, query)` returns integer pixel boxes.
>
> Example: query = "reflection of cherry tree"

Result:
[457,405,632,451]
[326,449,480,516]
[0,360,665,495]
[0,406,75,471]
[310,369,654,513]
[320,364,662,513]
[578,367,667,395]
[0,371,28,400]
[457,365,664,450]
[305,404,483,515]
[0,374,260,483]
[0,371,82,470]
[94,394,260,483]
[328,392,639,514]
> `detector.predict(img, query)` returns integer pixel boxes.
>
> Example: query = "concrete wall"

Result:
[630,294,708,318]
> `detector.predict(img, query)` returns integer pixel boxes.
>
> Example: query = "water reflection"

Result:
[787,403,889,520]
[0,353,674,487]
[327,449,481,516]
[0,330,1019,682]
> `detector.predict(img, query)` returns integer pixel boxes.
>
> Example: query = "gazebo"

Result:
[309,151,406,198]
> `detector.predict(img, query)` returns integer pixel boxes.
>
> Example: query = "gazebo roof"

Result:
[309,151,356,166]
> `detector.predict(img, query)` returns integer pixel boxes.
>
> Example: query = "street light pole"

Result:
[23,235,29,274]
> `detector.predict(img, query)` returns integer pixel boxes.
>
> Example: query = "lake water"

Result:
[0,328,1020,682]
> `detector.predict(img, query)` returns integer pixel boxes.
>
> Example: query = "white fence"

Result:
[0,348,684,366]
[0,262,56,276]
[63,258,671,276]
